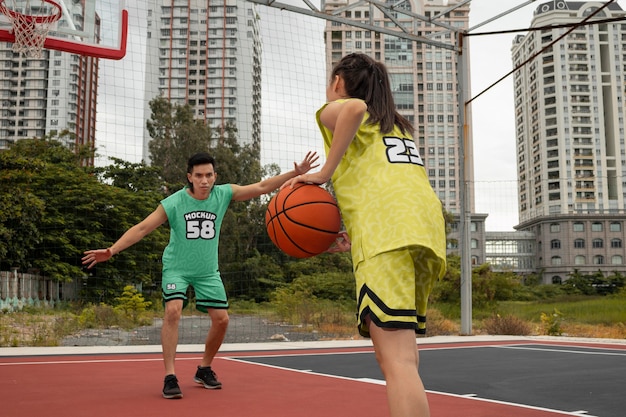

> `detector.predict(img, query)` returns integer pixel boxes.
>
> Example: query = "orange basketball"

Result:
[265,183,341,258]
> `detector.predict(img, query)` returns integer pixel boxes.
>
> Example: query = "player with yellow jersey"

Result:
[285,53,447,417]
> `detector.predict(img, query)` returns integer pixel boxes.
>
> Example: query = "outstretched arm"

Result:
[82,205,168,269]
[231,151,319,201]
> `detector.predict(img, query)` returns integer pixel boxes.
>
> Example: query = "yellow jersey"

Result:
[316,99,446,270]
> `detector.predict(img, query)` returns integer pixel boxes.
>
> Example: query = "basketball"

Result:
[265,183,342,258]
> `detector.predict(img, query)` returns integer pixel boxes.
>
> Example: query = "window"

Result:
[552,276,562,284]
[471,239,478,249]
[592,238,603,248]
[574,255,586,265]
[611,255,623,265]
[591,222,603,232]
[574,238,585,248]
[573,222,584,232]
[550,223,561,232]
[551,256,562,265]
[593,255,604,265]
[550,239,561,249]
[611,238,622,248]
[610,222,621,232]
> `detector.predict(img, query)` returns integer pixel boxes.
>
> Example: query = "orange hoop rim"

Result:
[0,0,62,24]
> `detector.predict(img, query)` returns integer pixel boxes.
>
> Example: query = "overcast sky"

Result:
[94,0,626,232]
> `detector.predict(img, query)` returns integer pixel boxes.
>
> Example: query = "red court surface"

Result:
[1,336,624,417]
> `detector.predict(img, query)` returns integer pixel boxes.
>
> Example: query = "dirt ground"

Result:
[61,314,353,346]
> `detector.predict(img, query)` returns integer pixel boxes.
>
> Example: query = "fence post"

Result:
[10,267,19,309]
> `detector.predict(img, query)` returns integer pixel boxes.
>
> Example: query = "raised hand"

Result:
[294,151,320,175]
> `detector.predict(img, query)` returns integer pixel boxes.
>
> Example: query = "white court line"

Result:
[0,356,202,366]
[225,356,587,417]
[0,349,605,416]
[496,345,626,356]
[424,389,594,417]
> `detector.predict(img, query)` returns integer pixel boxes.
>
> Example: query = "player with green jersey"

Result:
[83,151,319,399]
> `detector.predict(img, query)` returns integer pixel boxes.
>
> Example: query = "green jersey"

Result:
[160,184,233,279]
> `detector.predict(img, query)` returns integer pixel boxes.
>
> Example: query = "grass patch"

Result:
[3,293,626,347]
[497,296,626,325]
[0,309,80,347]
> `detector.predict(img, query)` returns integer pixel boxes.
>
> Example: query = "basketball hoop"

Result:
[0,0,62,58]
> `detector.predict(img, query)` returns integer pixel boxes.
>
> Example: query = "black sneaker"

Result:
[194,365,222,389]
[163,374,183,399]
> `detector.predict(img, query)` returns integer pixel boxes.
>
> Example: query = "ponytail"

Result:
[332,53,413,135]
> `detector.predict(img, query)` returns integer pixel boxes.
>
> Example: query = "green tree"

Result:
[430,254,461,304]
[562,269,595,295]
[146,99,281,300]
[0,147,45,267]
[0,135,95,278]
[472,264,520,309]
[0,136,168,302]
[94,157,163,193]
[209,127,281,300]
[146,97,214,190]
[83,158,169,302]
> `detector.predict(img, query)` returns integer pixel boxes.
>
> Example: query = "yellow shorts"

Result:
[354,245,445,338]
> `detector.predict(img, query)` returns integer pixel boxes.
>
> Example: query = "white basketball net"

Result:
[0,0,60,58]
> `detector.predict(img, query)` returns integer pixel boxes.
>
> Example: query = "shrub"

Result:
[540,308,563,336]
[423,308,458,336]
[78,304,120,328]
[114,285,152,325]
[482,314,532,336]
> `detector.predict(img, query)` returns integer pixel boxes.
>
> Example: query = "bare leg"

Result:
[200,308,229,367]
[369,322,430,417]
[161,299,183,376]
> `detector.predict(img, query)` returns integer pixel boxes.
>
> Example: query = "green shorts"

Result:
[162,273,229,313]
[354,245,445,338]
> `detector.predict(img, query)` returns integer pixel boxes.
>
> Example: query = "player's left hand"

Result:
[294,151,320,175]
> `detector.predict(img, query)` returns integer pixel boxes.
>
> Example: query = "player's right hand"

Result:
[82,248,112,269]
[326,231,351,253]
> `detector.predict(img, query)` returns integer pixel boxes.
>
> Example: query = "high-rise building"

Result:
[512,1,626,282]
[143,0,262,162]
[0,1,99,166]
[321,0,474,215]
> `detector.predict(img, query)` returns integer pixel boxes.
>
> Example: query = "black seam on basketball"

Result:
[274,214,316,256]
[267,203,316,256]
[280,203,340,233]
[266,185,339,256]
[265,196,283,245]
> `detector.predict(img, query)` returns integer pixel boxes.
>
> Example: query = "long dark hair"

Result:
[331,53,413,135]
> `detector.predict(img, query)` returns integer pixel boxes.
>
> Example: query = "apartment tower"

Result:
[143,0,262,161]
[512,1,626,282]
[321,0,474,215]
